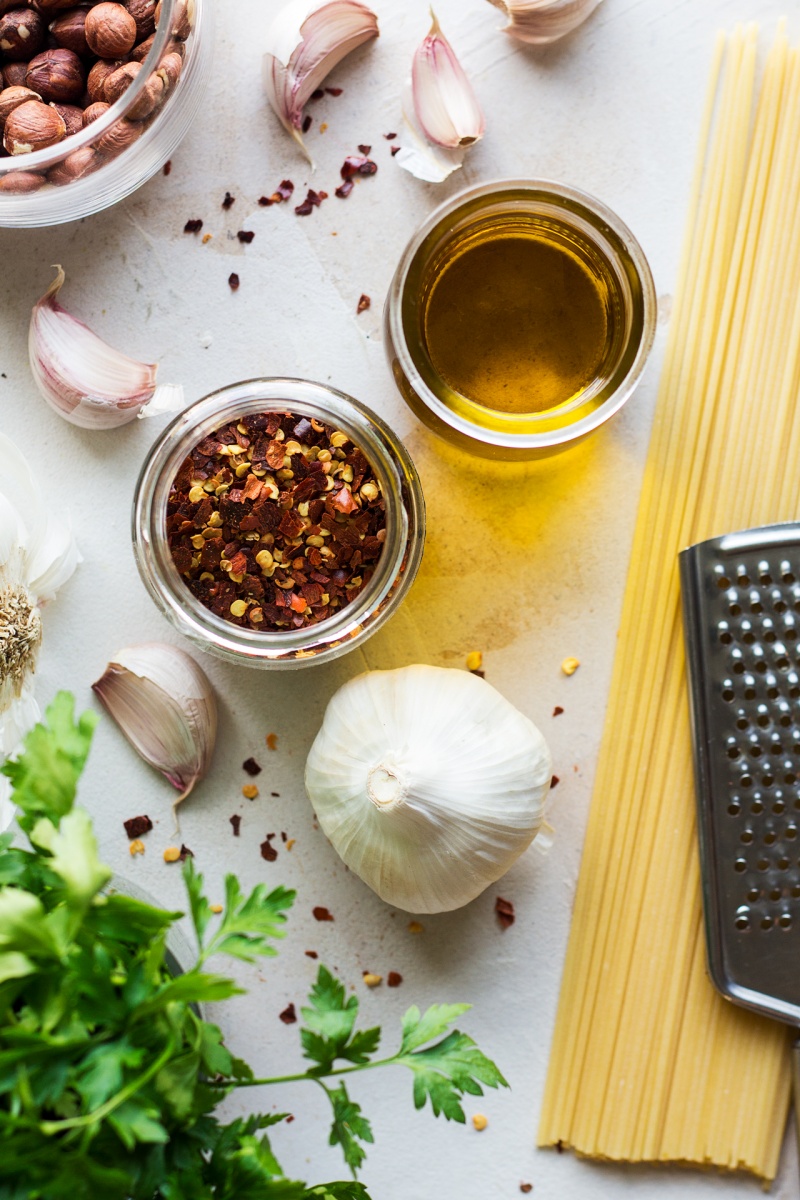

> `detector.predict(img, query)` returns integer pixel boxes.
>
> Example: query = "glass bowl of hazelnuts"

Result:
[0,0,210,225]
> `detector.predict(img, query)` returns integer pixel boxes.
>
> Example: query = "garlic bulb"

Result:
[305,665,553,913]
[29,267,184,430]
[0,433,79,832]
[92,643,217,810]
[486,0,602,45]
[263,0,379,164]
[411,11,485,149]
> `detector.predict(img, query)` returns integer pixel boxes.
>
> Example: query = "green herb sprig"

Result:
[0,695,507,1199]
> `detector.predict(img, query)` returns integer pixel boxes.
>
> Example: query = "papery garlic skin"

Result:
[29,267,184,430]
[263,0,379,163]
[92,643,217,808]
[0,433,79,832]
[305,665,553,913]
[411,12,485,149]
[486,0,602,45]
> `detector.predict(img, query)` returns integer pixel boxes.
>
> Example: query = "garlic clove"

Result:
[92,643,217,809]
[29,266,184,430]
[305,665,553,914]
[486,0,603,45]
[394,79,465,183]
[263,0,379,164]
[411,10,485,149]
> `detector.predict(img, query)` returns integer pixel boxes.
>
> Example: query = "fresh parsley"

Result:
[0,695,508,1199]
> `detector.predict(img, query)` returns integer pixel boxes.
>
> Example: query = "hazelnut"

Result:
[46,142,95,182]
[123,0,155,41]
[103,57,163,118]
[154,0,192,41]
[81,98,108,124]
[2,61,27,87]
[96,113,139,155]
[126,66,162,118]
[0,167,44,191]
[86,55,121,101]
[3,97,65,152]
[155,48,180,91]
[52,100,82,134]
[0,84,42,129]
[101,58,137,102]
[85,2,136,58]
[0,8,45,61]
[28,0,81,13]
[26,48,85,102]
[48,7,90,56]
[128,29,153,61]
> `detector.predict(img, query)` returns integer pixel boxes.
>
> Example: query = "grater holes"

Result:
[728,799,742,815]
[758,561,772,585]
[748,744,763,758]
[747,885,761,901]
[786,823,798,839]
[741,829,755,844]
[751,797,764,814]
[760,915,773,930]
[792,883,800,898]
[727,746,741,760]
[720,629,734,645]
[735,857,748,872]
[778,854,791,870]
[769,885,783,901]
[744,686,757,700]
[779,713,792,727]
[757,713,770,727]
[730,601,743,617]
[758,855,770,870]
[740,774,753,788]
[773,795,786,813]
[762,773,776,786]
[767,685,780,699]
[723,686,736,702]
[781,561,796,583]
[737,569,751,586]
[716,571,731,589]
[735,909,750,930]
[779,912,793,929]
[764,829,778,845]
[736,715,750,729]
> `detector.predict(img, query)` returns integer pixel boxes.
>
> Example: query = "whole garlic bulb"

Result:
[305,665,553,913]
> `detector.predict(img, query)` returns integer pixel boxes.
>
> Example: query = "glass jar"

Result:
[0,0,211,227]
[133,378,426,669]
[384,179,657,461]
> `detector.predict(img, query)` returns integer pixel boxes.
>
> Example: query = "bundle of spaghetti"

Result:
[539,24,800,1179]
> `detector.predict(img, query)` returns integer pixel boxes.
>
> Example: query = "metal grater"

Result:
[680,522,800,1152]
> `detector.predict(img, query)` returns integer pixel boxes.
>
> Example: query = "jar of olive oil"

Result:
[384,180,656,460]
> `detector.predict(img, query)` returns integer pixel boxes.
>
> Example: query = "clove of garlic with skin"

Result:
[411,11,485,149]
[29,266,184,430]
[263,0,379,164]
[92,643,217,811]
[486,0,603,45]
[305,665,553,914]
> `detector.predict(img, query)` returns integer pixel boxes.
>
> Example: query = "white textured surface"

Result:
[1,1,797,1196]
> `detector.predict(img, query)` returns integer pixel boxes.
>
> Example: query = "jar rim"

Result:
[386,177,657,452]
[132,377,426,667]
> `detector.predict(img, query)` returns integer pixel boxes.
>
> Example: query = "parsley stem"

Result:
[221,1057,397,1088]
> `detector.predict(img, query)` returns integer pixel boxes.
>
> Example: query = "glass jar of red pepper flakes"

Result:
[132,378,426,668]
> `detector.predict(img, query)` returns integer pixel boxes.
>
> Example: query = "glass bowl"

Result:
[132,378,426,669]
[0,0,211,226]
[384,179,657,460]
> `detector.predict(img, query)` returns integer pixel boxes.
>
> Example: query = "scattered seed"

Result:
[561,656,580,676]
[280,1002,297,1024]
[228,272,240,291]
[184,218,203,234]
[553,706,564,716]
[211,904,223,914]
[408,920,424,934]
[243,757,262,776]
[124,814,152,840]
[242,783,259,800]
[363,972,382,987]
[266,733,278,751]
[550,775,560,789]
[230,814,241,836]
[129,838,145,856]
[313,906,334,922]
[163,846,180,863]
[466,650,483,672]
[202,233,212,244]
[357,293,370,314]
[495,896,515,930]
[387,971,403,987]
[320,121,328,132]
[237,230,255,244]
[472,1114,488,1131]
[286,838,296,850]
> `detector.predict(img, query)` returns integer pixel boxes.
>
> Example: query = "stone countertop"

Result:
[1,1,797,1196]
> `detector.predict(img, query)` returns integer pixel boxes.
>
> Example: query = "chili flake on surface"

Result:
[243,756,261,775]
[279,1002,297,1024]
[495,896,515,929]
[123,814,152,839]
[313,906,334,922]
[167,411,387,632]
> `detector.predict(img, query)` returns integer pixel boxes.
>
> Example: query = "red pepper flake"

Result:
[553,706,564,717]
[222,191,235,209]
[325,86,342,96]
[295,187,328,216]
[390,145,401,156]
[279,1002,297,1024]
[358,143,371,154]
[243,757,262,776]
[266,733,278,751]
[228,272,240,291]
[357,294,371,314]
[305,949,318,959]
[277,179,294,200]
[163,159,172,174]
[383,131,397,140]
[280,831,287,843]
[286,1114,295,1123]
[260,837,278,863]
[230,814,241,837]
[313,906,334,922]
[310,88,324,101]
[550,774,560,789]
[123,814,152,840]
[335,179,354,199]
[184,218,203,234]
[495,896,515,930]
[387,971,403,987]
[302,113,312,133]
[520,1186,533,1195]
[258,196,273,207]
[271,791,280,797]
[341,154,378,179]
[237,230,255,244]
[179,844,194,862]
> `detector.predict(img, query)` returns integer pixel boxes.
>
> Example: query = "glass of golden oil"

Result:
[384,180,656,460]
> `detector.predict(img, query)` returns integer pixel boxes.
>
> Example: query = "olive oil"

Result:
[422,223,613,415]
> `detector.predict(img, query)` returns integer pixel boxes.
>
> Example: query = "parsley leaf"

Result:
[324,1082,374,1176]
[2,693,96,831]
[185,860,295,964]
[395,1009,509,1122]
[301,967,380,1074]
